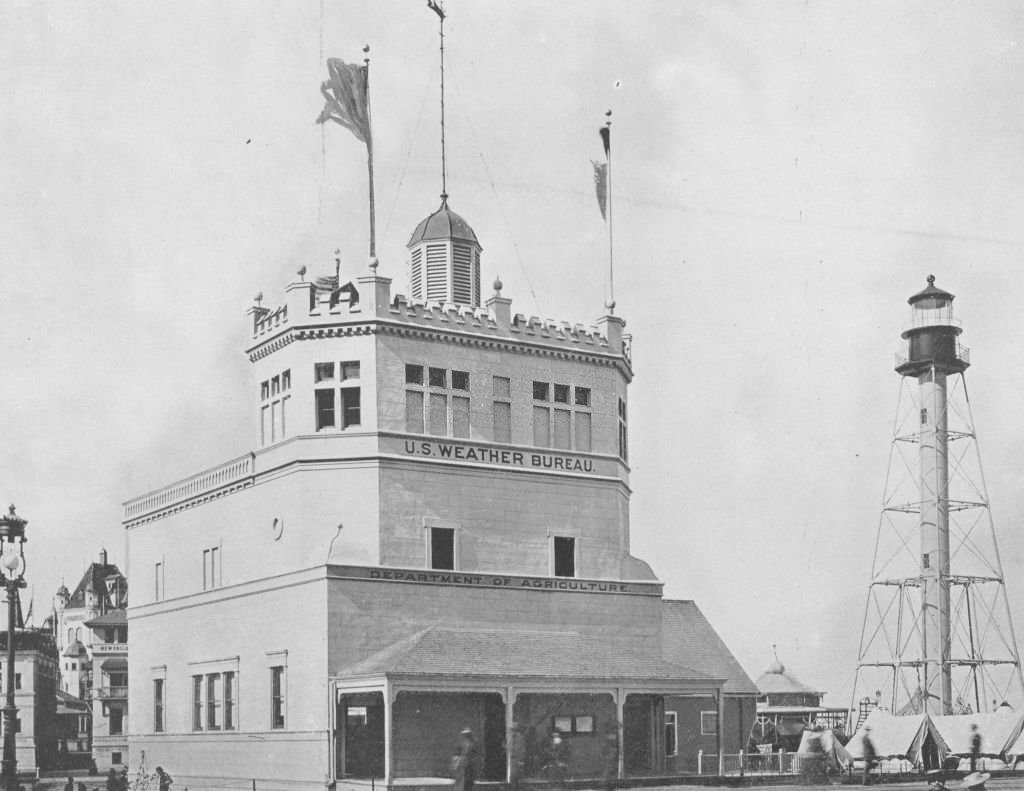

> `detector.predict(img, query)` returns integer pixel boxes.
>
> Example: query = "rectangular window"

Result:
[224,671,236,731]
[553,409,571,450]
[406,390,424,433]
[429,367,447,388]
[282,369,291,391]
[618,397,628,462]
[315,362,335,382]
[203,546,220,591]
[575,412,592,452]
[553,383,570,403]
[154,561,164,601]
[405,364,424,385]
[315,388,336,430]
[665,711,678,756]
[532,381,549,401]
[492,376,510,398]
[451,370,470,391]
[429,393,447,436]
[111,752,122,766]
[270,666,286,729]
[207,673,221,730]
[260,381,269,401]
[553,536,576,578]
[493,401,511,443]
[14,673,21,690]
[341,387,361,428]
[192,675,203,731]
[109,708,124,736]
[430,527,456,570]
[153,679,164,733]
[452,396,470,438]
[700,710,718,736]
[340,361,360,381]
[574,387,591,407]
[533,406,550,447]
[271,375,280,396]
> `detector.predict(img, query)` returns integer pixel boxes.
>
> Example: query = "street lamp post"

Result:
[0,506,27,791]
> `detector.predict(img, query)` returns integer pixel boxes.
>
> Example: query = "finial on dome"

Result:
[254,292,263,306]
[297,265,307,281]
[493,276,503,294]
[604,298,616,315]
[368,256,379,271]
[927,274,935,286]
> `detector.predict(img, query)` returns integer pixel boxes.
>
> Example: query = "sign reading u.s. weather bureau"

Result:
[327,564,663,596]
[379,434,622,477]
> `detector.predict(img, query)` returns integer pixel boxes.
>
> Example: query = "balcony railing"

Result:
[894,342,970,370]
[90,643,127,655]
[95,686,128,699]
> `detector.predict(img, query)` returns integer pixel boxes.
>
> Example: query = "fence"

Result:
[695,750,921,779]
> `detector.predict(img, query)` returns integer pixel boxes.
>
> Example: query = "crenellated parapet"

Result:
[247,267,631,368]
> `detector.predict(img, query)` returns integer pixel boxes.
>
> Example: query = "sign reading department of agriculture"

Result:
[328,564,663,596]
[380,434,622,478]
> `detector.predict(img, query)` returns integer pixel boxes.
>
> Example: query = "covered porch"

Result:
[329,627,724,788]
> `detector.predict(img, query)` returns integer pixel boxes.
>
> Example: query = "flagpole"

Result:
[605,112,614,313]
[364,45,377,259]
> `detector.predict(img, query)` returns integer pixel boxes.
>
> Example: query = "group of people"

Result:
[861,722,988,788]
[452,724,618,791]
[65,765,171,791]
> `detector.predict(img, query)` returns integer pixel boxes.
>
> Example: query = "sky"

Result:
[4,0,1024,708]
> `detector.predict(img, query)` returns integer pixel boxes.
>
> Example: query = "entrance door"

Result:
[483,695,507,780]
[623,695,656,775]
[337,692,385,779]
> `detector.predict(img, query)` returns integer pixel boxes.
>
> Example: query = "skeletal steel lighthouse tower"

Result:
[852,276,1024,720]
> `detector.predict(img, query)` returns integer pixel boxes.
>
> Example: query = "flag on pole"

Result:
[592,160,608,220]
[599,123,610,157]
[316,58,371,145]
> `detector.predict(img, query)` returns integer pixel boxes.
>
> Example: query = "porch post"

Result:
[505,687,515,783]
[384,679,394,786]
[616,687,625,781]
[716,689,724,776]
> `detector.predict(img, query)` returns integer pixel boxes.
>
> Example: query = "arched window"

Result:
[75,627,81,642]
[67,628,73,645]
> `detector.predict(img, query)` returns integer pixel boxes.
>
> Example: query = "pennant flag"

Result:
[599,124,610,158]
[592,160,608,221]
[316,58,371,145]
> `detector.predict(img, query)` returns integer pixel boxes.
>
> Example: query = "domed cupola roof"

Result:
[908,274,954,306]
[406,195,483,307]
[408,197,480,248]
[63,640,87,658]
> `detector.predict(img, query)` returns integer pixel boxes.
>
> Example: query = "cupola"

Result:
[407,196,482,307]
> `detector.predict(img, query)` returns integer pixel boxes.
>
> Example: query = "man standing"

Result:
[970,723,982,773]
[453,728,479,791]
[862,727,876,786]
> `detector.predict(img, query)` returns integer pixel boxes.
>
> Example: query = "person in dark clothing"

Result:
[861,727,877,786]
[601,732,619,791]
[452,729,479,791]
[970,724,982,772]
[544,730,570,790]
[155,766,173,791]
[64,776,75,791]
[106,769,119,791]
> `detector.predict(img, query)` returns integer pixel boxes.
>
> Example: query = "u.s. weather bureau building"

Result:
[124,199,756,790]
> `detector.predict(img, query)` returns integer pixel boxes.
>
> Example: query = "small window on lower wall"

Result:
[429,527,455,570]
[665,711,678,756]
[553,536,576,578]
[700,710,718,736]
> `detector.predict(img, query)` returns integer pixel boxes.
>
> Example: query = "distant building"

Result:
[54,550,128,771]
[0,628,59,773]
[55,690,92,769]
[753,653,847,749]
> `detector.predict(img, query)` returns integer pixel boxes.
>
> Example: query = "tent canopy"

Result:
[846,710,945,762]
[798,729,853,769]
[941,710,1024,757]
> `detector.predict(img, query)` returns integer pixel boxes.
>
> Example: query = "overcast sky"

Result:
[4,1,1024,707]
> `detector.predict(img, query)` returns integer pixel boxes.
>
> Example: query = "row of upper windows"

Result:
[152,544,219,602]
[425,525,578,578]
[151,666,286,733]
[260,369,291,402]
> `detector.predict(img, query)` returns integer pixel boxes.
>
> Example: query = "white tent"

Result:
[846,710,944,763]
[797,728,853,769]
[931,709,1024,756]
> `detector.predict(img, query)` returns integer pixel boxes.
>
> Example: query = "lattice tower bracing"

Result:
[851,277,1024,726]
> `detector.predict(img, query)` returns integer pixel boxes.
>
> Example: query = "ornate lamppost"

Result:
[0,506,27,791]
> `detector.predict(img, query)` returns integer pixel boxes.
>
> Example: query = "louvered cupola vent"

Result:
[407,197,483,307]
